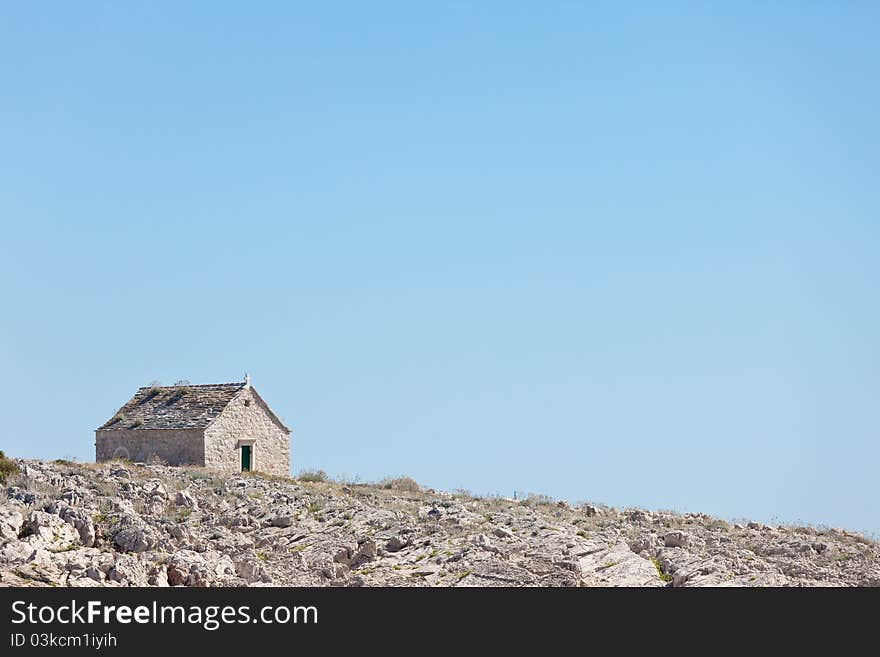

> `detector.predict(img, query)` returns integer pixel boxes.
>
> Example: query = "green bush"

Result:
[652,558,673,583]
[0,450,19,483]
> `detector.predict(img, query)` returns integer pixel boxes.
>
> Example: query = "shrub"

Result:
[652,558,673,583]
[0,450,19,483]
[523,493,555,508]
[380,476,421,493]
[298,469,329,483]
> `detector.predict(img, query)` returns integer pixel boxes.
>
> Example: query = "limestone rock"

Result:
[0,541,33,564]
[0,458,877,588]
[234,555,270,583]
[385,536,407,553]
[112,520,159,553]
[167,550,210,587]
[626,509,652,523]
[578,542,665,587]
[664,530,690,549]
[108,555,149,586]
[46,503,96,547]
[22,510,80,550]
[174,490,199,509]
[0,505,24,541]
[357,539,377,558]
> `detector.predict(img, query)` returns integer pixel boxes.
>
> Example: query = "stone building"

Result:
[95,377,290,476]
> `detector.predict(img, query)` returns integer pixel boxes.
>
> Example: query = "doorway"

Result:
[240,444,252,472]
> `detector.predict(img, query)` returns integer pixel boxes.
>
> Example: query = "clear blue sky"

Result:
[1,3,878,535]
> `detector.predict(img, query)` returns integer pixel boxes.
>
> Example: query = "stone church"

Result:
[95,376,290,476]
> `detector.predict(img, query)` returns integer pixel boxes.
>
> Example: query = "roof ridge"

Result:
[136,382,245,390]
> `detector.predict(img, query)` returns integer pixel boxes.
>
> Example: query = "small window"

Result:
[244,399,251,407]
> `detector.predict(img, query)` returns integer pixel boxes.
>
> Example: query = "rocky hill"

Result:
[1,458,878,587]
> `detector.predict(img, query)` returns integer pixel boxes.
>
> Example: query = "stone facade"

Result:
[95,381,290,476]
[94,428,205,465]
[203,387,290,476]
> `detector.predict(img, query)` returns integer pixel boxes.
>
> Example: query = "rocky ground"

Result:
[0,458,877,587]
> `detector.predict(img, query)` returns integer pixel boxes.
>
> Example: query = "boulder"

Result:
[142,480,168,500]
[13,559,64,585]
[474,533,493,548]
[113,499,136,515]
[46,503,96,548]
[234,555,270,583]
[418,506,444,521]
[0,541,33,564]
[109,467,132,480]
[108,555,149,586]
[625,509,652,523]
[168,524,190,542]
[174,490,199,509]
[493,527,514,539]
[385,536,407,553]
[112,520,159,553]
[0,505,24,541]
[577,542,665,587]
[167,550,211,587]
[60,489,83,506]
[6,487,37,505]
[629,533,659,555]
[356,539,377,560]
[334,547,354,565]
[209,552,237,579]
[664,531,690,549]
[270,514,295,528]
[22,510,80,550]
[147,564,169,587]
[322,563,350,579]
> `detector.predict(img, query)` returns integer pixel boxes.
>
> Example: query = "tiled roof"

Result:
[97,383,245,431]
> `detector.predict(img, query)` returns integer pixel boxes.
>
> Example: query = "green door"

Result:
[241,445,251,472]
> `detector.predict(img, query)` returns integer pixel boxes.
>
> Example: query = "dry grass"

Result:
[4,472,61,498]
[706,518,732,532]
[379,476,421,493]
[297,469,329,483]
[521,493,555,509]
[243,470,294,485]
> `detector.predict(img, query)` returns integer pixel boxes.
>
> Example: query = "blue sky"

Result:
[1,3,878,535]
